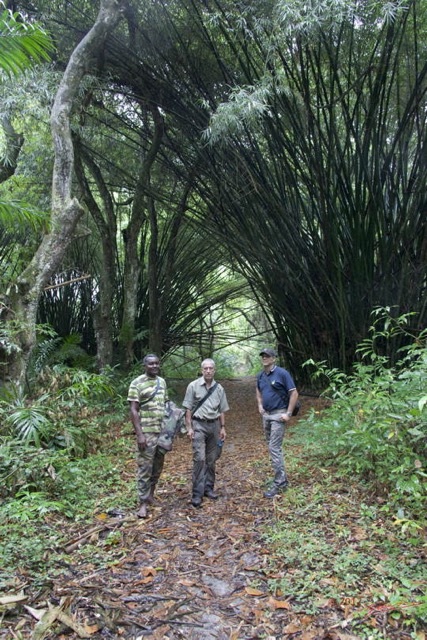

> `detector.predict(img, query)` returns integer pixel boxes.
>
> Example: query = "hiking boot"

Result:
[191,498,202,508]
[263,483,288,498]
[204,490,219,500]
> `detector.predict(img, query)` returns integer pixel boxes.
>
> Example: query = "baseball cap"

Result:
[259,348,277,357]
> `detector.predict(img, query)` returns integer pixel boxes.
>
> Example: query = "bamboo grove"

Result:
[0,0,425,384]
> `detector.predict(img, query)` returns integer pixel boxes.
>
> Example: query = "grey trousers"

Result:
[262,410,288,487]
[136,432,165,503]
[191,418,220,500]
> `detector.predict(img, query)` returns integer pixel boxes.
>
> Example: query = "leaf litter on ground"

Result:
[0,377,425,639]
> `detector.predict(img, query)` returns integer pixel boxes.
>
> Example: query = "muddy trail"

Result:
[4,378,358,639]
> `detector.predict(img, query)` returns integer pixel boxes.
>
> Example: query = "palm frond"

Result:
[0,200,49,230]
[0,7,54,77]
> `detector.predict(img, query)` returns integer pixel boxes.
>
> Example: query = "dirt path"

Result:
[48,377,329,640]
[4,378,335,639]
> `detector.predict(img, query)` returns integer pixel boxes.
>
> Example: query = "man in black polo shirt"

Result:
[256,348,299,497]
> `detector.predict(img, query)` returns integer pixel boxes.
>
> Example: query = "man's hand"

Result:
[280,412,292,422]
[137,435,147,451]
[187,426,194,440]
[258,404,265,415]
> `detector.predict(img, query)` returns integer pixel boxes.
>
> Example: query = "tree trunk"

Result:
[6,0,124,388]
[119,106,164,369]
[148,195,162,355]
[74,139,118,370]
[0,117,24,183]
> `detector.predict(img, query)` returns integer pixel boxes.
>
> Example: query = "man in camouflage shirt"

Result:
[128,354,168,518]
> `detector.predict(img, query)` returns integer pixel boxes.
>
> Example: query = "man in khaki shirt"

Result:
[183,359,229,508]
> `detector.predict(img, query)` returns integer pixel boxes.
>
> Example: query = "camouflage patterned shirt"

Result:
[127,374,168,432]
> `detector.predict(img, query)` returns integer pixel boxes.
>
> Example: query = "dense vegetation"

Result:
[0,7,425,633]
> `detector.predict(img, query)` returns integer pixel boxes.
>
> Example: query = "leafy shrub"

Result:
[304,308,426,521]
[0,439,66,498]
[0,365,122,498]
[28,331,96,378]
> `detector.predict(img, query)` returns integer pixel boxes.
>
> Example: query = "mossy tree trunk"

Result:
[7,0,124,388]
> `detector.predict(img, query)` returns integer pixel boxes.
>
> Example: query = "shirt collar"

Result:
[264,365,276,375]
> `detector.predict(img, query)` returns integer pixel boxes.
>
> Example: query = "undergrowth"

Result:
[303,307,426,524]
[261,309,426,638]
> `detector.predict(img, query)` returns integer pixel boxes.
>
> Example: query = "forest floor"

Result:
[1,377,425,640]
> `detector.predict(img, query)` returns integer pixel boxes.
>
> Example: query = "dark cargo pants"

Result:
[136,432,165,504]
[191,418,220,500]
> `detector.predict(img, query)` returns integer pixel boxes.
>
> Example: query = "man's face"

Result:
[202,362,215,382]
[261,354,275,367]
[144,357,160,378]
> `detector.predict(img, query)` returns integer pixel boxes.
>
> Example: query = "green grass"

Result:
[258,418,426,638]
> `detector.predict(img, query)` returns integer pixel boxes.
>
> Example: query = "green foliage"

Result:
[0,367,130,575]
[0,445,133,575]
[260,367,426,637]
[261,474,426,633]
[1,489,68,520]
[204,81,271,143]
[2,391,52,445]
[0,200,49,229]
[0,4,54,77]
[0,364,121,494]
[303,308,426,521]
[0,437,63,498]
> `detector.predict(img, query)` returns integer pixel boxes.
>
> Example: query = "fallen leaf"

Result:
[245,587,265,596]
[270,597,292,610]
[33,606,63,640]
[57,610,92,637]
[24,605,47,620]
[83,623,101,634]
[0,593,28,610]
[134,576,154,585]
[229,620,244,640]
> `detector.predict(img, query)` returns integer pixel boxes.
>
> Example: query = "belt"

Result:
[193,416,218,423]
[264,408,287,414]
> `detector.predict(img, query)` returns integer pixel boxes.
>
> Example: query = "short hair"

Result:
[201,358,215,369]
[143,353,159,365]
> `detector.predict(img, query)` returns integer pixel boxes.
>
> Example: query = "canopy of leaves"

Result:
[1,0,425,381]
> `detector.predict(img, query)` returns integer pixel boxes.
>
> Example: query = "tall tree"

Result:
[7,0,424,381]
[5,0,124,386]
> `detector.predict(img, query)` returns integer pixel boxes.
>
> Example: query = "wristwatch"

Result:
[286,411,292,417]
